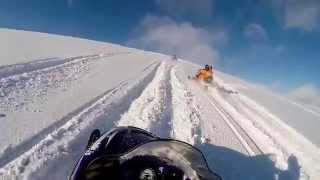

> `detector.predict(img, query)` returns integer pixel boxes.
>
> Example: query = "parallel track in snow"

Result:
[0,54,97,80]
[208,93,263,155]
[194,84,263,155]
[0,59,267,180]
[0,52,133,113]
[0,61,160,180]
[170,67,203,145]
[117,62,174,138]
[0,52,131,79]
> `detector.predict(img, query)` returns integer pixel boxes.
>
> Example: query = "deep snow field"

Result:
[0,28,319,180]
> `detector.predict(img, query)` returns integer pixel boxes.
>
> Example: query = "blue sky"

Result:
[0,0,319,93]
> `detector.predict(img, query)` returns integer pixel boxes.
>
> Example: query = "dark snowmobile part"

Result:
[70,126,222,180]
[86,129,101,150]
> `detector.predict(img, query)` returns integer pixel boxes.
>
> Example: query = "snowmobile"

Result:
[187,66,213,91]
[188,65,213,84]
[70,126,222,180]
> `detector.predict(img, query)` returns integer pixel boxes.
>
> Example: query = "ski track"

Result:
[0,61,160,180]
[117,61,174,138]
[0,52,130,113]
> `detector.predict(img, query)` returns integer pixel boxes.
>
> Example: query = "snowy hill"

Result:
[0,28,319,180]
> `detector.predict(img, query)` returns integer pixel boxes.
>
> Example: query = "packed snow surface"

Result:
[0,29,319,180]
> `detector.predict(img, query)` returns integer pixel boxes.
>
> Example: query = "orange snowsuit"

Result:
[196,68,213,82]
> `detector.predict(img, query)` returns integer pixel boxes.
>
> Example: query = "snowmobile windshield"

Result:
[120,140,222,180]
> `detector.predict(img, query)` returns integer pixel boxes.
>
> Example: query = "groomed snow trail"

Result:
[0,61,160,180]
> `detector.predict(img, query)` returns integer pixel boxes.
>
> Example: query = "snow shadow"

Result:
[198,143,300,180]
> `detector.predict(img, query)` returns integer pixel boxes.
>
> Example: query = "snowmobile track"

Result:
[170,67,203,145]
[195,84,263,155]
[207,92,264,155]
[0,52,133,112]
[117,62,174,138]
[209,94,263,155]
[0,52,130,79]
[0,54,96,80]
[0,61,160,180]
[0,83,123,168]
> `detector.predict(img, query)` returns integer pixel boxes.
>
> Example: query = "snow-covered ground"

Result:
[0,28,319,180]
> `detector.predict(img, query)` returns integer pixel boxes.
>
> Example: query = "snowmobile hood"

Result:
[120,139,222,180]
[70,127,222,180]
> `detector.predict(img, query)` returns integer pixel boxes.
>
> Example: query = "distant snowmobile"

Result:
[70,126,222,180]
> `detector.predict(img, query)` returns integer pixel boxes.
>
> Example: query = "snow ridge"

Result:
[170,67,202,145]
[117,61,174,138]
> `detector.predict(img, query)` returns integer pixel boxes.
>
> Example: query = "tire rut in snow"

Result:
[0,61,160,180]
[117,62,174,138]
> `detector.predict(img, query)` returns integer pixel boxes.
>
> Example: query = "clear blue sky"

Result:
[0,0,319,91]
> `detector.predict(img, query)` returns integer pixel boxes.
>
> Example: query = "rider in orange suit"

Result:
[195,65,213,83]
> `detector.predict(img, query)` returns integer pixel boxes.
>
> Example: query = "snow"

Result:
[0,28,137,66]
[216,71,320,146]
[0,28,319,180]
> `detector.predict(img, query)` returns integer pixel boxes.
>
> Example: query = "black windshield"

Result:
[120,140,222,180]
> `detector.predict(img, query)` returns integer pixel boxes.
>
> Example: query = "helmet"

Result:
[205,65,210,70]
